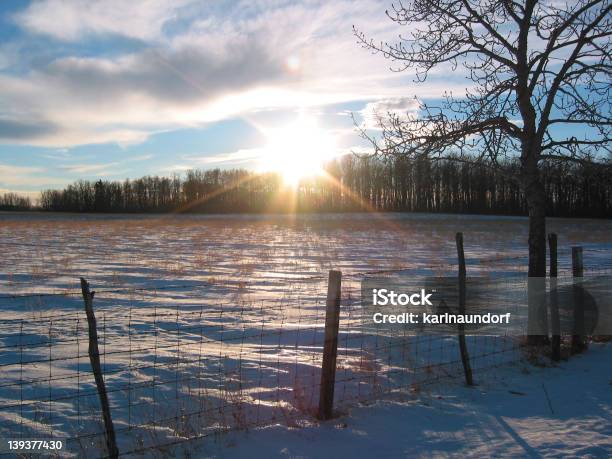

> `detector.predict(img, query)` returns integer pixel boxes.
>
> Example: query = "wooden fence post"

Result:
[571,247,587,353]
[318,270,342,420]
[455,233,473,386]
[548,234,560,361]
[80,278,119,459]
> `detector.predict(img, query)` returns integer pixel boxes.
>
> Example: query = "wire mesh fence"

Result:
[0,244,610,457]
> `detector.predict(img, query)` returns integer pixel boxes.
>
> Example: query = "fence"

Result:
[0,239,610,457]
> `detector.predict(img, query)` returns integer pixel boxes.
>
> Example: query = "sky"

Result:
[0,0,472,198]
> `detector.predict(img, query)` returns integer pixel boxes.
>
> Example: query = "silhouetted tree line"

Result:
[0,193,32,211]
[39,156,612,217]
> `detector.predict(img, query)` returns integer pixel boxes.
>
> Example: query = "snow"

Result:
[208,343,612,459]
[0,213,610,457]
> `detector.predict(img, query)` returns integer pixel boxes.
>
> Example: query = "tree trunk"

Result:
[527,188,546,278]
[523,157,548,345]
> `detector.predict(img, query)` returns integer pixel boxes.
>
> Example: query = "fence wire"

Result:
[0,246,609,458]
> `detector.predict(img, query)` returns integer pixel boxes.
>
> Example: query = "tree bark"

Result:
[527,186,547,278]
[523,155,548,345]
[520,141,547,278]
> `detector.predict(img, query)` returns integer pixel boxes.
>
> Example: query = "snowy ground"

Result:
[0,213,610,457]
[209,343,612,459]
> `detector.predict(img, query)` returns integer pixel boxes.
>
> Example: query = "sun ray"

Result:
[170,173,259,214]
[318,169,405,232]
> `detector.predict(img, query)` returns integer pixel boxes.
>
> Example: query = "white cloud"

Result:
[14,0,193,42]
[0,163,68,190]
[0,163,42,177]
[59,162,120,174]
[130,154,154,161]
[185,148,264,166]
[360,97,420,130]
[0,0,470,147]
[171,148,267,171]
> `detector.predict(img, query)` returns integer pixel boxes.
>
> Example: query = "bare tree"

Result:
[354,0,611,282]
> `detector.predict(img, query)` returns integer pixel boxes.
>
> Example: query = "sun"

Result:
[258,117,336,186]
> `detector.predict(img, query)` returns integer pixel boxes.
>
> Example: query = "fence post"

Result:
[571,247,587,353]
[455,233,473,386]
[548,234,560,361]
[80,278,119,459]
[318,270,342,420]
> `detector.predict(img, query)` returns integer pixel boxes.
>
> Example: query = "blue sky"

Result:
[0,0,482,197]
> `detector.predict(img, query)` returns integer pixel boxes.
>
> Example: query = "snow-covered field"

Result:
[209,343,612,459]
[0,212,610,457]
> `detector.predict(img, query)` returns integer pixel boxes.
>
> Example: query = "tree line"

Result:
[0,193,32,211]
[38,156,611,217]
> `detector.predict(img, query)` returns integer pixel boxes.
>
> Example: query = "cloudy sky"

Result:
[0,0,467,197]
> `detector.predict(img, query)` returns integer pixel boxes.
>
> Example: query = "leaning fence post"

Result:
[318,270,342,420]
[571,247,587,353]
[80,278,119,459]
[548,234,560,361]
[455,233,473,386]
